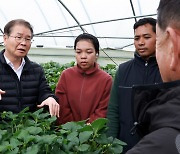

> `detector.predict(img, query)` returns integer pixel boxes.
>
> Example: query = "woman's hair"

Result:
[74,33,99,56]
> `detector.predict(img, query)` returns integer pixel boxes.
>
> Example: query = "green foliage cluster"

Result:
[100,64,117,79]
[41,61,117,92]
[41,61,75,92]
[0,108,126,154]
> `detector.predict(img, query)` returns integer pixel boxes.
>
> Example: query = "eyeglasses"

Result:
[8,35,33,43]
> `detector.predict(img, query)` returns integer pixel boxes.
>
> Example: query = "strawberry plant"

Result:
[100,63,117,79]
[41,61,75,92]
[0,108,126,153]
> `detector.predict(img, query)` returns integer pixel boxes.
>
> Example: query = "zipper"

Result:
[130,85,137,135]
[130,122,139,135]
[144,61,148,83]
[145,61,148,66]
[10,66,22,111]
[79,73,86,119]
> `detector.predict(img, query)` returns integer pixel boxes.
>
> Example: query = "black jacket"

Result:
[127,80,180,154]
[107,52,162,152]
[0,49,55,113]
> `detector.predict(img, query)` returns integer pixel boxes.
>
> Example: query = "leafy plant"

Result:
[100,63,117,79]
[41,61,75,92]
[0,108,126,154]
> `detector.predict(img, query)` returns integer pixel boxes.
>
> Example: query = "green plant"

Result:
[0,108,126,154]
[100,63,117,79]
[41,61,75,92]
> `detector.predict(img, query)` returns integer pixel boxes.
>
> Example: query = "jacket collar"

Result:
[134,52,157,64]
[76,62,99,75]
[0,49,31,65]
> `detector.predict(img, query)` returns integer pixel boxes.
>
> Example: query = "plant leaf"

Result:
[77,144,90,152]
[91,118,108,134]
[110,144,124,154]
[95,133,109,144]
[67,132,78,141]
[25,144,39,154]
[61,122,82,131]
[26,126,42,135]
[10,137,22,148]
[37,134,57,144]
[79,131,93,144]
[17,130,29,140]
[79,125,92,132]
[113,138,127,146]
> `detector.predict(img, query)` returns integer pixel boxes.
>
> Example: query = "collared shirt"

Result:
[4,55,25,80]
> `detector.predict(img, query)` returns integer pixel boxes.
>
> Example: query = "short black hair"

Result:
[157,0,180,31]
[133,17,156,33]
[74,33,99,55]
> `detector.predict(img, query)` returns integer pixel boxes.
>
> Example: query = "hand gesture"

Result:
[37,97,60,117]
[0,89,6,100]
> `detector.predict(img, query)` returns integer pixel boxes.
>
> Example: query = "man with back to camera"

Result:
[107,17,162,153]
[126,0,180,153]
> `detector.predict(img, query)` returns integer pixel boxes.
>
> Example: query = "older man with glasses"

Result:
[0,19,59,117]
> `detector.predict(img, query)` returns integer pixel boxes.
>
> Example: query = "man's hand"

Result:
[37,97,60,117]
[0,89,6,100]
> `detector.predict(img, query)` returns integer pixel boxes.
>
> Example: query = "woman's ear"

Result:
[95,53,99,61]
[96,53,99,59]
[166,27,180,71]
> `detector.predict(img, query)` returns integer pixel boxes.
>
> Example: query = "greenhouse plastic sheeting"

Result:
[0,0,159,50]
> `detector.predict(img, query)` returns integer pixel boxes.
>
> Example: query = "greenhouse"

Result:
[0,0,170,154]
[0,0,159,66]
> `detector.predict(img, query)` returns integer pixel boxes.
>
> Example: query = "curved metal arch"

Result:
[0,29,3,34]
[57,0,85,33]
[80,0,96,35]
[0,8,8,34]
[130,0,137,22]
[54,0,74,38]
[34,0,57,45]
[34,14,156,36]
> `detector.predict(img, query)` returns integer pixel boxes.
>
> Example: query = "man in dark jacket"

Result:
[127,0,180,153]
[107,17,162,153]
[0,19,59,117]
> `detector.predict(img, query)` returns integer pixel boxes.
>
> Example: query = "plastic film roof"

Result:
[0,0,160,50]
